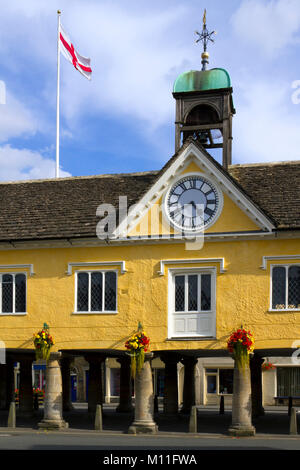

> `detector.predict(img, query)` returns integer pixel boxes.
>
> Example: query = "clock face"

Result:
[166,175,220,232]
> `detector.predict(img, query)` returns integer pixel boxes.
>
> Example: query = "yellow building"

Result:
[0,44,300,434]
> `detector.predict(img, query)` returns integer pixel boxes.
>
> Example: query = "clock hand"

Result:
[189,200,204,220]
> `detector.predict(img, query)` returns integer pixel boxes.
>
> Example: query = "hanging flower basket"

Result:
[262,361,275,371]
[33,324,54,362]
[125,326,150,378]
[227,327,254,370]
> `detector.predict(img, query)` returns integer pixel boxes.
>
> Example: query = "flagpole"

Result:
[56,10,61,178]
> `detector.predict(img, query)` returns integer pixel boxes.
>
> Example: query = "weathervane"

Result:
[195,9,216,71]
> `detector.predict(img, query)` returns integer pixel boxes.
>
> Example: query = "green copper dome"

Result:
[173,68,231,93]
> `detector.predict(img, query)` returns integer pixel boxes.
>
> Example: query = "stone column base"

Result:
[228,424,255,437]
[128,420,158,434]
[38,419,69,430]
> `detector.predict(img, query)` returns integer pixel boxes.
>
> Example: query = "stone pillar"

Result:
[228,361,256,436]
[250,355,264,418]
[116,356,133,413]
[19,356,34,416]
[5,357,15,410]
[181,357,197,414]
[38,352,68,429]
[61,356,73,411]
[85,355,105,414]
[128,354,157,434]
[160,354,180,415]
[0,364,7,409]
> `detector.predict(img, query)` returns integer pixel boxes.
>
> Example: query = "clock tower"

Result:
[172,12,235,169]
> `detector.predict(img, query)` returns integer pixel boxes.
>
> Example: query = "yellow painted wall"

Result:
[0,237,300,353]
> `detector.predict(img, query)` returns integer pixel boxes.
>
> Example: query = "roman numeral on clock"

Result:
[204,207,215,217]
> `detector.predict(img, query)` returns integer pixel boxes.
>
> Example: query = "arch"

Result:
[184,103,221,126]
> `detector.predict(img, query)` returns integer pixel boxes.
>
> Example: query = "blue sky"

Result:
[0,0,300,181]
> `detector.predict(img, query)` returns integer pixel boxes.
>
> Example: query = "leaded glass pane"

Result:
[188,275,198,311]
[272,267,286,309]
[91,272,103,311]
[175,276,185,311]
[2,274,13,313]
[277,367,300,396]
[77,273,89,311]
[201,274,211,311]
[15,274,26,313]
[288,266,300,309]
[105,272,116,311]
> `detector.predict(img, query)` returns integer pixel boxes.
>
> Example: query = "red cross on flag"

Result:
[59,24,92,80]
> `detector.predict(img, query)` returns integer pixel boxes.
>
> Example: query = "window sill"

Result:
[0,312,27,316]
[72,311,118,315]
[167,336,216,341]
[268,309,300,313]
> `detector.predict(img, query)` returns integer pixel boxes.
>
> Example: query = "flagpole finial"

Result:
[57,10,61,15]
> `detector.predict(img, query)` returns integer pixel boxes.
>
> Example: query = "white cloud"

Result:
[231,0,300,58]
[233,79,300,163]
[0,91,39,143]
[0,145,71,181]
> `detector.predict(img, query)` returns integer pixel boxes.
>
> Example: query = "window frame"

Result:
[168,267,216,339]
[205,367,234,396]
[0,272,27,316]
[276,366,300,396]
[270,264,300,311]
[74,269,118,314]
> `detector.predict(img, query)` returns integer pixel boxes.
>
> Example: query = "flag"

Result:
[59,24,92,80]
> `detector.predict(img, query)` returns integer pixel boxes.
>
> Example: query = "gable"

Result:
[120,142,275,241]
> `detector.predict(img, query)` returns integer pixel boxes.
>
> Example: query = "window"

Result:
[76,271,117,313]
[110,368,120,397]
[206,374,217,394]
[271,265,300,310]
[155,369,165,397]
[206,368,233,395]
[0,273,26,314]
[277,367,300,396]
[174,273,211,312]
[169,269,216,338]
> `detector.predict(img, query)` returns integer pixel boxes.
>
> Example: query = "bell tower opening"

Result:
[182,103,223,150]
[172,10,235,169]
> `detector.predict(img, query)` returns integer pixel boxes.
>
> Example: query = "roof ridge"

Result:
[229,160,300,168]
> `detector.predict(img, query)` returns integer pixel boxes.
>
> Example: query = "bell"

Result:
[198,131,209,145]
